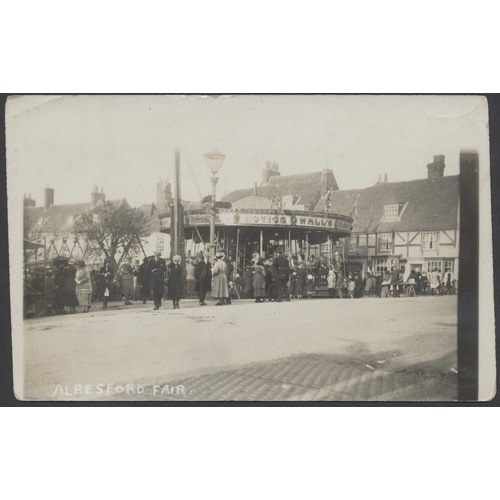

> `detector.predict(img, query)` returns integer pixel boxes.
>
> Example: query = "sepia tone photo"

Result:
[6,94,495,402]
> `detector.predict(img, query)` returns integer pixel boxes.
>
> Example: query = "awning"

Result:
[24,239,44,250]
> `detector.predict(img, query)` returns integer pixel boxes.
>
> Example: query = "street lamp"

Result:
[204,148,226,263]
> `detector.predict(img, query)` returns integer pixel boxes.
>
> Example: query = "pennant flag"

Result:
[325,188,333,212]
[350,194,360,227]
[271,194,282,211]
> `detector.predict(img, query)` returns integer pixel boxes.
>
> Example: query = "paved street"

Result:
[20,296,458,401]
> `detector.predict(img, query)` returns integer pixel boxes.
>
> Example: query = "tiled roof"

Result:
[223,170,337,208]
[24,199,130,235]
[315,176,460,233]
[139,204,161,231]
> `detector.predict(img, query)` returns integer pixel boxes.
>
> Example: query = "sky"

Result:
[6,94,490,209]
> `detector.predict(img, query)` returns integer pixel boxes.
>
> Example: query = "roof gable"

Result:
[223,171,331,208]
[324,176,460,233]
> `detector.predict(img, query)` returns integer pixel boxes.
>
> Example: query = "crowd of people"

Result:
[25,249,456,317]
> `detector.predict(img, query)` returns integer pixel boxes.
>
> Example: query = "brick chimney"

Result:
[24,193,36,207]
[91,185,106,206]
[44,185,54,210]
[262,161,280,184]
[427,155,445,179]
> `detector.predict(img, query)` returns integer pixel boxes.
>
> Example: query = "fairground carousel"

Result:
[159,193,353,273]
[159,149,353,300]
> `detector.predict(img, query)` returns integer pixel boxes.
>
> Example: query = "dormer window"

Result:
[282,195,294,209]
[384,204,399,220]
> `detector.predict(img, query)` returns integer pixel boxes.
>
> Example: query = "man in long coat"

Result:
[273,248,291,302]
[149,251,166,274]
[391,267,401,298]
[194,251,212,306]
[212,252,229,305]
[138,257,151,304]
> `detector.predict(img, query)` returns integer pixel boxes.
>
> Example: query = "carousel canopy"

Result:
[231,195,272,210]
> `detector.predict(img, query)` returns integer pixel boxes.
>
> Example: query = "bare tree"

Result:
[73,202,152,268]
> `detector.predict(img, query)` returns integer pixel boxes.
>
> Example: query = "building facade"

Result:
[222,156,460,281]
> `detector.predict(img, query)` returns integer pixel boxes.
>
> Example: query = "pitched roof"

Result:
[139,204,161,231]
[223,171,333,208]
[24,199,130,235]
[315,176,460,233]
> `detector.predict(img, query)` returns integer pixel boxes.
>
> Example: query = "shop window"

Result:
[375,258,389,273]
[444,260,454,273]
[422,232,438,250]
[379,233,392,252]
[427,261,443,274]
[349,235,358,245]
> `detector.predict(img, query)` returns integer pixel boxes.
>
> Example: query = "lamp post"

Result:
[204,148,226,263]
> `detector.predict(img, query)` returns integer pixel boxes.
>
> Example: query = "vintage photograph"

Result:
[6,94,494,401]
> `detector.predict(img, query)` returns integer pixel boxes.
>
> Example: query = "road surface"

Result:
[19,295,458,401]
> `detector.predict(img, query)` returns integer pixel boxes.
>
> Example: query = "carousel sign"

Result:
[161,209,352,232]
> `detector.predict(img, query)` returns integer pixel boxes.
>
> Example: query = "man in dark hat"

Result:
[273,247,291,302]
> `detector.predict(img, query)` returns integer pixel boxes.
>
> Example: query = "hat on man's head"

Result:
[172,255,182,264]
[154,250,162,256]
[76,259,86,266]
[68,258,76,265]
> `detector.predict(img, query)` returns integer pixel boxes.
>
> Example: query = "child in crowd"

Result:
[348,276,356,298]
[420,272,429,296]
[327,270,336,298]
[306,273,314,299]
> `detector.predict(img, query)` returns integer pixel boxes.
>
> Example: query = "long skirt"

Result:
[122,277,134,299]
[77,292,91,307]
[187,279,196,296]
[254,285,266,298]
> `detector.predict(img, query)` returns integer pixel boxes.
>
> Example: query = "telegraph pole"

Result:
[170,148,185,262]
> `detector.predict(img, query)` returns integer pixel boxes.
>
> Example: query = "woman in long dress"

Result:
[185,258,196,298]
[295,264,307,298]
[430,268,441,296]
[75,260,92,313]
[212,252,229,306]
[63,258,79,313]
[253,260,267,303]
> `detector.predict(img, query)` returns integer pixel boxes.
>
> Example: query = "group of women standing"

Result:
[51,258,92,314]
